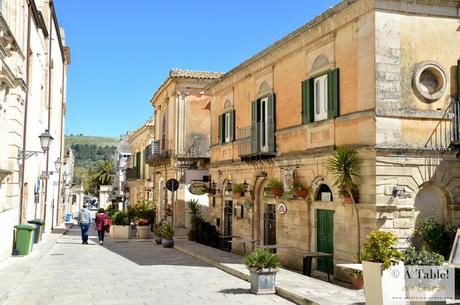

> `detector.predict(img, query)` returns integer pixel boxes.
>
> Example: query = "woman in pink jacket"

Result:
[95,208,108,245]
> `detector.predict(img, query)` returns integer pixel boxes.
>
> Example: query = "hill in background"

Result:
[65,135,118,186]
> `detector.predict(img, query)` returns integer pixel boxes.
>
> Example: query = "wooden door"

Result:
[316,209,334,273]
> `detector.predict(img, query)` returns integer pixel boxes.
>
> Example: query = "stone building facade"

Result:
[125,118,155,207]
[148,69,222,233]
[0,0,69,261]
[206,0,460,282]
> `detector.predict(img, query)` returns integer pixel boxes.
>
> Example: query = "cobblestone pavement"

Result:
[0,226,292,305]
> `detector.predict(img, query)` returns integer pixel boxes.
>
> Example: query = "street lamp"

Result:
[54,158,61,172]
[19,129,53,159]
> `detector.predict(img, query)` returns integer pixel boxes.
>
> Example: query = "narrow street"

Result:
[0,227,292,305]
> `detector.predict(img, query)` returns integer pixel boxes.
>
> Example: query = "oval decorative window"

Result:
[412,61,447,103]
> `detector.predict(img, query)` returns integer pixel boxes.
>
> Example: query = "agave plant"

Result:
[244,249,279,271]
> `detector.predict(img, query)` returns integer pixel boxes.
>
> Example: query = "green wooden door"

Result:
[316,209,334,274]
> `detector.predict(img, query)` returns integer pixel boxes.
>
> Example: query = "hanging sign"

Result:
[283,169,294,193]
[188,182,209,195]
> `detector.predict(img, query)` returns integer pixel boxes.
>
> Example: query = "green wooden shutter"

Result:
[217,114,222,144]
[301,79,314,123]
[267,94,275,153]
[301,79,310,123]
[251,101,259,154]
[136,152,141,179]
[327,69,339,119]
[229,110,235,141]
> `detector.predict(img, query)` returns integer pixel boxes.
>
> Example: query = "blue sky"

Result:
[54,0,341,137]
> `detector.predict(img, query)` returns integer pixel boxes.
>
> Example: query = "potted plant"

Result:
[350,253,364,289]
[244,248,279,295]
[292,181,310,199]
[361,230,404,305]
[111,211,131,239]
[232,183,244,198]
[266,178,283,197]
[161,222,175,248]
[135,200,156,239]
[153,224,162,245]
[186,199,203,241]
[327,146,362,255]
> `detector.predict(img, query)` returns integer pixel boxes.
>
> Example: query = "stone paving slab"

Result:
[174,239,365,305]
[0,226,293,305]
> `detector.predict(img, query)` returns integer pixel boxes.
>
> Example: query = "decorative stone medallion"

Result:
[412,61,447,103]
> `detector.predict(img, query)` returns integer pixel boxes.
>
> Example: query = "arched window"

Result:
[161,113,166,150]
[315,183,333,202]
[218,101,235,144]
[223,99,231,111]
[258,81,270,95]
[311,55,330,72]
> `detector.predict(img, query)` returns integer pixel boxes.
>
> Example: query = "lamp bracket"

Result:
[18,150,44,160]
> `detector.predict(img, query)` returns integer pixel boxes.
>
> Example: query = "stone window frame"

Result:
[412,61,447,103]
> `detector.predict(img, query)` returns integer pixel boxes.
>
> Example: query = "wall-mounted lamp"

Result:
[18,129,53,160]
[242,180,249,193]
[211,180,217,192]
[392,186,405,197]
[226,180,232,192]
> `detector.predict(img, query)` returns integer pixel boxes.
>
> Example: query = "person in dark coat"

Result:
[95,208,108,245]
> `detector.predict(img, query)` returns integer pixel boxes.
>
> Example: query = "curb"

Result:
[175,244,313,305]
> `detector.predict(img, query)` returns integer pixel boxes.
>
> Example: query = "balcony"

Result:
[238,122,276,161]
[145,140,172,167]
[126,167,138,180]
[177,136,210,160]
[425,100,460,154]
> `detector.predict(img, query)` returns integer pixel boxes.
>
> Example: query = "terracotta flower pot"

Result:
[351,275,363,289]
[343,196,353,204]
[232,192,243,198]
[294,190,308,199]
[271,189,283,197]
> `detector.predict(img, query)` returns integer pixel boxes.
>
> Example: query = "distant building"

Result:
[148,68,222,232]
[125,118,155,207]
[112,134,132,209]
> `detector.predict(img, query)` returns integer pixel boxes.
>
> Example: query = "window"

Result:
[301,69,339,124]
[251,94,275,154]
[260,97,269,152]
[314,75,328,121]
[224,112,231,143]
[218,110,234,144]
[161,113,166,150]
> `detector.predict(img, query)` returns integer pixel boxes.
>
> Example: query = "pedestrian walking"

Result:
[95,208,108,245]
[78,203,92,244]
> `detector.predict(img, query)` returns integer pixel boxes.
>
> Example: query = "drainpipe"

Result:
[43,2,53,230]
[19,0,33,224]
[56,63,65,226]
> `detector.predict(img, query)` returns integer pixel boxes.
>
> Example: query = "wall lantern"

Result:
[226,180,232,192]
[242,180,249,193]
[211,180,217,192]
[39,129,53,152]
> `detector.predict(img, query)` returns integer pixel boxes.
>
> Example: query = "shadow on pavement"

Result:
[62,226,209,267]
[218,288,251,295]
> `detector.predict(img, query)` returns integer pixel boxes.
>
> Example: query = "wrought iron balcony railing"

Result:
[238,122,276,160]
[424,100,460,153]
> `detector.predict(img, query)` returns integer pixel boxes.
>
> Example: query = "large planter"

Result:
[162,238,174,248]
[362,261,405,305]
[111,225,130,239]
[154,235,162,244]
[137,225,153,239]
[249,269,277,295]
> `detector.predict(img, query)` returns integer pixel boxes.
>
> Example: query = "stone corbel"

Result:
[0,168,12,182]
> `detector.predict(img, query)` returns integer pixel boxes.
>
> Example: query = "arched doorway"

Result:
[414,183,449,223]
[314,183,334,274]
[255,178,276,246]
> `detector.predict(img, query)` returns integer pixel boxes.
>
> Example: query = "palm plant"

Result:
[327,146,362,255]
[94,160,113,185]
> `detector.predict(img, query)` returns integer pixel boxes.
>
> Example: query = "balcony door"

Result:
[260,97,269,153]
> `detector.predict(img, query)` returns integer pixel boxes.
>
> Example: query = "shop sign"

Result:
[188,182,209,195]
